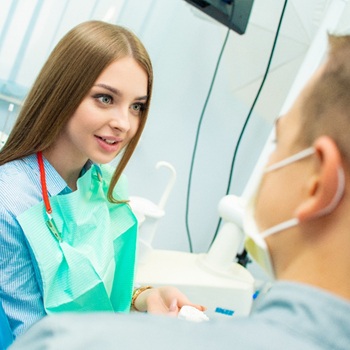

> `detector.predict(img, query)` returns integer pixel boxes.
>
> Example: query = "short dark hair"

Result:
[299,34,350,162]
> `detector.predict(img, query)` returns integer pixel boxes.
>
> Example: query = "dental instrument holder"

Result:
[129,161,176,264]
[135,194,255,319]
[129,196,164,263]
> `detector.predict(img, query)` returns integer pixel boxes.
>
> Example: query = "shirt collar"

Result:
[23,154,95,196]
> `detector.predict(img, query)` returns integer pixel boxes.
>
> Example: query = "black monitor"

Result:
[184,0,255,35]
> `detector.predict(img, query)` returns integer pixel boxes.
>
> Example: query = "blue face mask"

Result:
[243,147,345,279]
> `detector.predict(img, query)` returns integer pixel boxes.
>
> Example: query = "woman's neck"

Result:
[42,147,87,191]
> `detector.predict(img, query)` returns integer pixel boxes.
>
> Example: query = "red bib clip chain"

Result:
[37,152,62,242]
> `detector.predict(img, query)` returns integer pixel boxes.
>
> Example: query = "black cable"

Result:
[209,0,289,251]
[185,5,235,253]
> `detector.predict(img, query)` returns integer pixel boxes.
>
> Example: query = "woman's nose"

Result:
[110,106,130,132]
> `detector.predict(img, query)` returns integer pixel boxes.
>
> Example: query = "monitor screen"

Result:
[184,0,255,35]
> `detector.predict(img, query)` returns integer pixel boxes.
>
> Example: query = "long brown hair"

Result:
[0,20,153,202]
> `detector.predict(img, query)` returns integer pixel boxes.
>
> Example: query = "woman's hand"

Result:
[132,285,206,316]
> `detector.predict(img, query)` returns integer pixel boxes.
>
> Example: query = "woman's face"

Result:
[57,56,148,165]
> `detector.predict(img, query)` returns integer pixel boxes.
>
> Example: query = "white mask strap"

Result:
[261,166,345,238]
[261,218,299,239]
[265,147,315,173]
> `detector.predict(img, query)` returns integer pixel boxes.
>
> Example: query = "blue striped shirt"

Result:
[0,154,75,338]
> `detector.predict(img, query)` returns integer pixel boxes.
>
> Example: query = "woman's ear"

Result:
[295,136,344,222]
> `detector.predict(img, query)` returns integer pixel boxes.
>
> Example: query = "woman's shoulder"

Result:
[0,155,38,183]
[0,155,41,214]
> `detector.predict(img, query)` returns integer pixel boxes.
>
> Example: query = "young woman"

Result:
[0,20,203,339]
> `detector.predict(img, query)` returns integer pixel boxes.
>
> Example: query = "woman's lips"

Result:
[95,135,122,152]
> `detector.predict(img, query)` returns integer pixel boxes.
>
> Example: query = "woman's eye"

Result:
[95,94,112,105]
[130,103,144,113]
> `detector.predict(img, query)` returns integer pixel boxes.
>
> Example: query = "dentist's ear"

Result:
[296,136,344,222]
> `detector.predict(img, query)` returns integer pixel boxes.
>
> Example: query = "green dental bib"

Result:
[17,164,137,314]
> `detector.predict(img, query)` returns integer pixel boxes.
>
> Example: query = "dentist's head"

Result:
[244,35,350,299]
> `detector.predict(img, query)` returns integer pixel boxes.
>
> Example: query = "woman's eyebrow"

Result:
[135,95,148,101]
[94,83,148,101]
[94,83,120,95]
